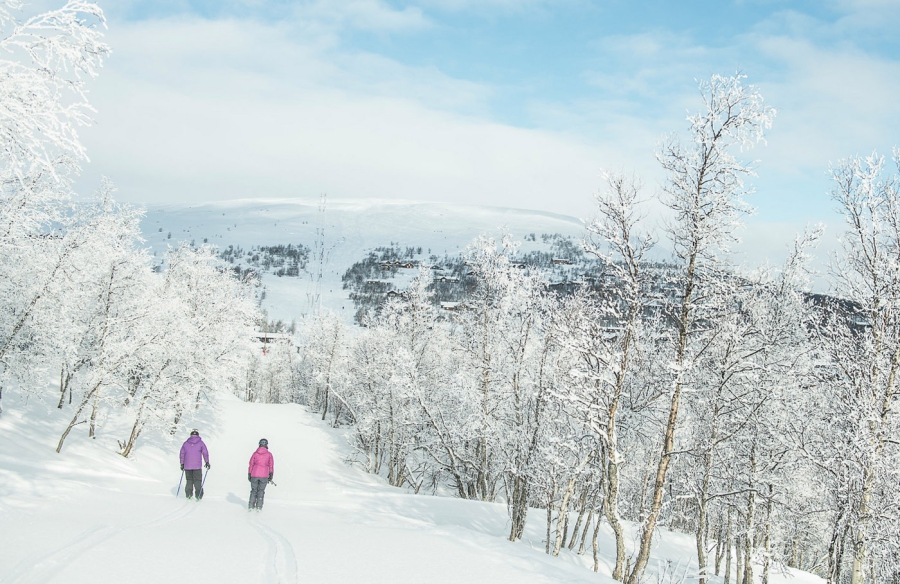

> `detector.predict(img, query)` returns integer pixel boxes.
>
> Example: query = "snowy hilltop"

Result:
[139,197,586,323]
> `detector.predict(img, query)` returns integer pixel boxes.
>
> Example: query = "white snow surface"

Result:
[140,198,586,323]
[0,392,825,584]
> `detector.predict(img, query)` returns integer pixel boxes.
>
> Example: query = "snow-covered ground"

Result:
[1,391,825,584]
[140,198,586,323]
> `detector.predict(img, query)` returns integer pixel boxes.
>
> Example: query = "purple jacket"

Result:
[248,447,274,478]
[180,436,209,470]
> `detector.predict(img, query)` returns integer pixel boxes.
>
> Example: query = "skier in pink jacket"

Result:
[248,438,274,511]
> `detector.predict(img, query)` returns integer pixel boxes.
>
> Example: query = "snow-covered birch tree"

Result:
[559,170,656,579]
[626,73,775,584]
[811,151,900,584]
[0,0,108,409]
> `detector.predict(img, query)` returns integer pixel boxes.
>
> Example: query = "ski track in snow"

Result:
[4,503,198,584]
[250,515,299,584]
[3,524,118,584]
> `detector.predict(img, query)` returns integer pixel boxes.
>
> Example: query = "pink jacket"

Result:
[248,447,274,478]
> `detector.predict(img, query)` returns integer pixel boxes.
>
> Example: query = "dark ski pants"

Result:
[249,477,268,509]
[185,469,203,499]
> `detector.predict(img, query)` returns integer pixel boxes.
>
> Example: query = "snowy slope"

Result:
[0,393,825,584]
[1,393,605,584]
[139,198,586,322]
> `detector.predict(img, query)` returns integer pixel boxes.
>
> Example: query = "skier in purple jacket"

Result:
[179,429,210,500]
[248,438,274,510]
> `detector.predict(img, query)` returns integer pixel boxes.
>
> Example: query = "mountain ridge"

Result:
[139,198,589,322]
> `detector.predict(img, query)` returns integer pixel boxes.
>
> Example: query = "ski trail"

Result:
[250,516,299,584]
[3,503,199,584]
[3,524,118,584]
[260,523,299,584]
[138,502,199,529]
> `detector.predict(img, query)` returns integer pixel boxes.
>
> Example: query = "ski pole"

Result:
[196,466,211,500]
[176,469,184,498]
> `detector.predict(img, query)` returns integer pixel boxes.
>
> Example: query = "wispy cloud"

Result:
[756,36,900,167]
[414,0,563,13]
[78,15,607,218]
[294,0,432,32]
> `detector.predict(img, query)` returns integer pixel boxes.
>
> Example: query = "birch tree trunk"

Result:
[724,516,733,584]
[742,495,756,584]
[120,394,149,458]
[578,497,596,555]
[552,475,578,556]
[626,300,691,584]
[762,484,773,584]
[568,487,589,550]
[89,398,98,438]
[57,381,103,453]
[545,478,556,554]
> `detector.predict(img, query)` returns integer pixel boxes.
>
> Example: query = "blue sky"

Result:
[64,0,900,265]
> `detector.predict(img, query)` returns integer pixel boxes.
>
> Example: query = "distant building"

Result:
[379,261,417,270]
[254,331,295,355]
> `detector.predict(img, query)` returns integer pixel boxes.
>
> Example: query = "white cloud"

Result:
[294,0,432,32]
[414,0,559,12]
[76,16,608,219]
[753,36,900,170]
[64,0,900,274]
[98,16,486,112]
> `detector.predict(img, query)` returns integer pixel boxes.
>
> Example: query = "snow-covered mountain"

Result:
[139,198,586,323]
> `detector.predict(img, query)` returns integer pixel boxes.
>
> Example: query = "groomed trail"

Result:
[0,393,609,584]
